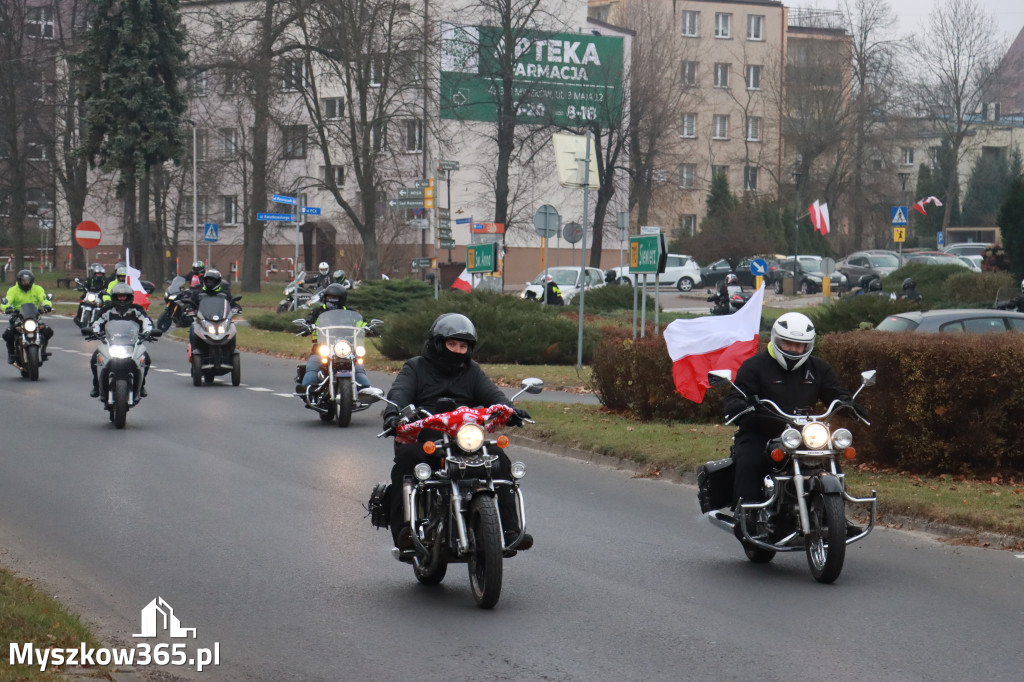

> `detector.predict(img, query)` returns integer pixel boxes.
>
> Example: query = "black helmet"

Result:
[323,283,348,310]
[725,274,739,286]
[115,266,127,283]
[429,313,477,362]
[902,277,916,291]
[17,269,34,291]
[203,269,223,291]
[868,278,883,292]
[110,283,134,313]
[192,260,206,276]
[333,269,347,284]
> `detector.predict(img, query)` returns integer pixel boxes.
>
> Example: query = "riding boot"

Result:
[90,378,100,398]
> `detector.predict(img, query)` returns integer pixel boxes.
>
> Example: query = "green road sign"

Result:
[412,257,433,268]
[438,159,459,171]
[398,187,426,199]
[628,235,660,274]
[440,239,456,249]
[438,208,450,219]
[438,227,453,239]
[467,243,496,272]
[388,198,424,209]
[414,179,431,188]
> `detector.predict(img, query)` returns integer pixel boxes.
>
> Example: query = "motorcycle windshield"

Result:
[197,295,231,321]
[166,276,186,295]
[19,302,38,318]
[316,309,364,344]
[105,320,140,346]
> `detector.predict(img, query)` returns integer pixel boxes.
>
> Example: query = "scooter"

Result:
[187,294,243,386]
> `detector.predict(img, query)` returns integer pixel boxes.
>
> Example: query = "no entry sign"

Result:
[75,221,102,249]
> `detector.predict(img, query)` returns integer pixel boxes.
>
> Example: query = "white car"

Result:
[520,266,605,303]
[608,254,702,291]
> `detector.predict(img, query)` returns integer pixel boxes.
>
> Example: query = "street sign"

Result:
[272,194,296,205]
[387,198,425,209]
[617,212,628,241]
[440,239,456,249]
[75,221,102,249]
[203,223,219,242]
[438,227,453,238]
[301,206,321,215]
[628,235,660,274]
[640,225,661,235]
[467,243,497,273]
[438,208,450,219]
[257,212,297,221]
[937,231,945,247]
[438,159,459,171]
[750,258,768,276]
[414,179,431,188]
[894,227,906,243]
[398,187,426,199]
[412,257,433,268]
[533,204,560,239]
[472,222,505,234]
[425,197,434,209]
[409,219,429,229]
[455,217,472,225]
[563,222,584,244]
[891,206,908,226]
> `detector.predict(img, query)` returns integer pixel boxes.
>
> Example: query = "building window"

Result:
[222,70,237,95]
[25,188,54,214]
[183,195,210,224]
[678,214,697,237]
[222,196,239,224]
[744,166,759,191]
[872,158,883,171]
[680,113,696,138]
[712,114,729,140]
[282,58,306,91]
[195,129,209,162]
[370,120,388,151]
[32,81,56,102]
[746,116,761,141]
[191,69,209,97]
[679,163,696,189]
[369,56,384,87]
[323,164,346,188]
[221,128,238,159]
[26,137,50,161]
[714,63,730,88]
[404,119,423,152]
[712,165,728,181]
[747,15,764,41]
[282,125,307,159]
[322,97,344,120]
[681,11,699,37]
[901,147,914,165]
[26,7,55,39]
[680,60,698,88]
[745,64,761,90]
[715,13,731,39]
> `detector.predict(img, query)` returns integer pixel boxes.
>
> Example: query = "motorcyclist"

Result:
[295,283,370,395]
[723,312,853,524]
[332,269,348,287]
[105,261,126,286]
[543,275,564,305]
[89,283,155,398]
[996,278,1024,312]
[186,269,238,350]
[82,264,107,291]
[102,266,129,303]
[310,262,332,291]
[3,269,54,363]
[186,260,206,290]
[708,274,740,314]
[381,313,533,551]
[900,277,921,301]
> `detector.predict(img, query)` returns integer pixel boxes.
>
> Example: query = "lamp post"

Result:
[898,170,911,260]
[186,119,198,264]
[791,167,804,292]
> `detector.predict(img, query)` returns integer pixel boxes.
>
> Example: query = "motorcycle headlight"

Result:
[110,345,132,359]
[85,293,97,303]
[802,423,830,449]
[414,462,433,481]
[832,428,853,449]
[355,345,366,357]
[334,340,352,356]
[23,319,38,333]
[781,428,802,449]
[317,344,330,358]
[510,461,527,480]
[456,423,486,452]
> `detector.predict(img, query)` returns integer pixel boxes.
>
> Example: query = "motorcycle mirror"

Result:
[292,319,306,326]
[370,318,384,326]
[150,330,163,338]
[399,404,418,420]
[46,293,54,301]
[232,296,243,302]
[521,377,544,394]
[358,387,384,404]
[860,370,876,387]
[707,369,733,386]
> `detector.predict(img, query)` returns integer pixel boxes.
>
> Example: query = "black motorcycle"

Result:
[156,276,195,332]
[276,271,315,313]
[707,285,751,315]
[73,279,106,331]
[3,298,52,381]
[87,323,161,429]
[187,294,242,386]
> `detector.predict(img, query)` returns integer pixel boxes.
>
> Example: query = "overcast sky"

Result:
[812,0,1024,43]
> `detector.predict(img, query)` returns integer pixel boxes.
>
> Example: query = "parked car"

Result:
[520,266,605,303]
[608,254,703,291]
[904,251,973,268]
[958,255,982,271]
[942,243,991,258]
[876,309,1024,333]
[700,256,782,288]
[768,255,848,294]
[836,250,902,284]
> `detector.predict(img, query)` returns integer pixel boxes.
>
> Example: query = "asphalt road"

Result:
[1,314,1022,681]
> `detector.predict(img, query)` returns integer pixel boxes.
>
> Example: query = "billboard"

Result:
[440,24,624,127]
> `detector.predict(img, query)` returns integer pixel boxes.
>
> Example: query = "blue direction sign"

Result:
[891,206,908,226]
[750,258,768,276]
[272,194,296,205]
[301,206,321,215]
[455,217,472,224]
[257,212,297,221]
[203,223,219,242]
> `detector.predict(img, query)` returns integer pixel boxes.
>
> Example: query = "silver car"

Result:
[876,309,1024,333]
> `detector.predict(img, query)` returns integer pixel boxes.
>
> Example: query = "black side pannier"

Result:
[366,482,391,529]
[697,458,734,513]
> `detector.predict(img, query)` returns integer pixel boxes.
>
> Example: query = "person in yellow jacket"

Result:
[3,269,53,363]
[101,266,129,302]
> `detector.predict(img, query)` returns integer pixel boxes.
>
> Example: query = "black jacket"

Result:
[724,349,851,438]
[997,294,1024,312]
[384,345,509,423]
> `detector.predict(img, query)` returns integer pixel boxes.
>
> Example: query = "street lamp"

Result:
[185,119,198,264]
[791,167,804,291]
[898,170,911,258]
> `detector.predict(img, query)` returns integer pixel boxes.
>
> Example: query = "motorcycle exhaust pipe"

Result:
[402,480,413,523]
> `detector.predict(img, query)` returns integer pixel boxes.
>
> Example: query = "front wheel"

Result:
[676,277,694,292]
[799,280,812,295]
[191,353,202,386]
[231,353,241,386]
[806,492,847,584]
[336,378,353,427]
[113,378,128,429]
[773,279,784,295]
[25,346,39,381]
[467,496,503,609]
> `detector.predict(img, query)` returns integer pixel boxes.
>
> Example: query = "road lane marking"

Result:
[246,387,273,392]
[273,393,294,398]
[154,368,177,373]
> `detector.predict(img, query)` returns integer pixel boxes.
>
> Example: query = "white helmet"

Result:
[319,261,329,276]
[770,312,815,371]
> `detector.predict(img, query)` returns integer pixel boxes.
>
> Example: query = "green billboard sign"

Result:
[440,23,624,127]
[467,243,497,273]
[628,235,661,274]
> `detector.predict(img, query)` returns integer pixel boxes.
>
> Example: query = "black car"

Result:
[700,257,779,288]
[768,256,848,294]
[836,250,902,285]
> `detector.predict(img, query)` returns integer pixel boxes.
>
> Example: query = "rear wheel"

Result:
[806,492,847,584]
[774,279,784,294]
[113,379,128,429]
[336,378,353,427]
[25,346,39,381]
[231,353,241,386]
[799,280,812,295]
[191,353,202,386]
[467,496,503,609]
[676,277,695,292]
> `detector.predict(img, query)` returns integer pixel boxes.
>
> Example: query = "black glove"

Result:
[41,304,52,313]
[507,407,531,427]
[382,414,400,435]
[841,400,868,419]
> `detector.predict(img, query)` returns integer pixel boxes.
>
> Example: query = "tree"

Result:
[75,0,189,281]
[962,151,1011,226]
[998,174,1024,278]
[912,141,961,238]
[672,174,771,268]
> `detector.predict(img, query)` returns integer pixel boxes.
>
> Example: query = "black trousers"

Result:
[731,431,771,507]
[388,442,520,545]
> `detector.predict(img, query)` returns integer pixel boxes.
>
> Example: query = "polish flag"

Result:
[912,196,943,215]
[124,248,151,310]
[451,268,473,293]
[664,285,765,403]
[809,200,830,235]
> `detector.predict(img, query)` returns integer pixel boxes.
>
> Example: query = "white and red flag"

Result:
[808,200,830,235]
[663,285,765,403]
[912,196,943,215]
[451,268,473,293]
[124,248,150,310]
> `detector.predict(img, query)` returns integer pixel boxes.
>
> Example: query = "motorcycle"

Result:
[186,294,243,386]
[698,368,878,584]
[707,285,751,315]
[291,310,383,427]
[276,271,315,313]
[363,378,543,609]
[73,279,106,331]
[87,323,161,429]
[155,276,195,332]
[3,297,52,381]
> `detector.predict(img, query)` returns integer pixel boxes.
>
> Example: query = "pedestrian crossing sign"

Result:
[203,223,219,242]
[891,206,908,226]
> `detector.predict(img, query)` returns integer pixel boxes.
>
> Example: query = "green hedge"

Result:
[580,285,658,314]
